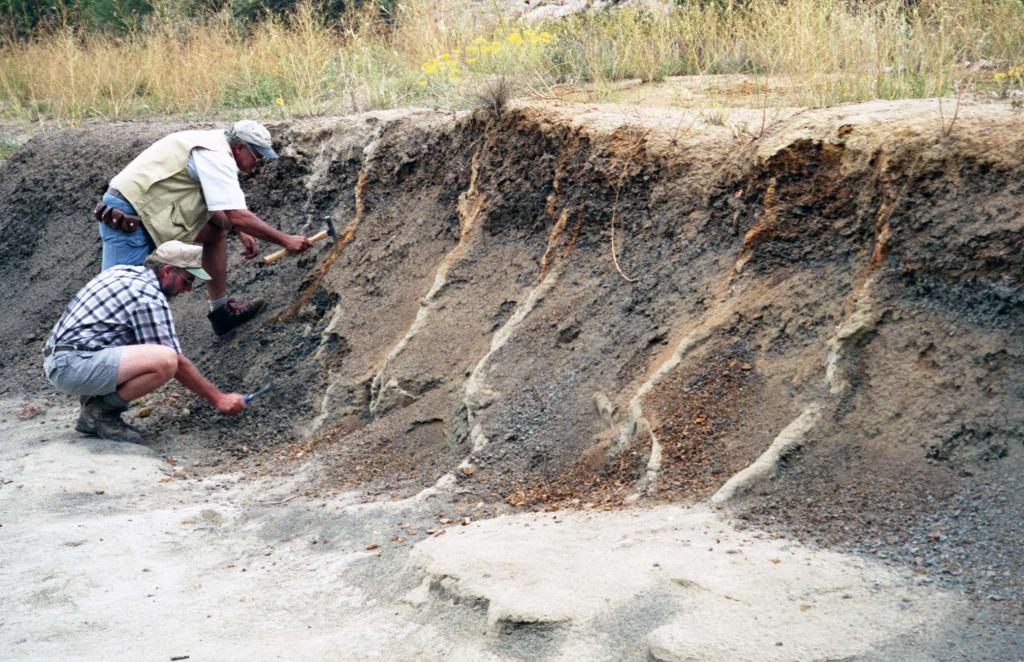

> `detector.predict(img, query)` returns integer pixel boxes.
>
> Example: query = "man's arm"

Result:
[190,148,311,255]
[209,211,259,259]
[130,289,244,415]
[216,209,312,253]
[175,353,247,415]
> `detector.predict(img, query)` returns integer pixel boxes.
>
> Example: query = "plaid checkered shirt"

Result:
[45,265,182,354]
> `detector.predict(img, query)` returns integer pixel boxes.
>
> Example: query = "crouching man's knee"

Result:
[154,345,179,381]
[114,343,180,393]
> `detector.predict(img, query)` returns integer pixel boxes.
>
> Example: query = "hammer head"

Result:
[325,216,338,240]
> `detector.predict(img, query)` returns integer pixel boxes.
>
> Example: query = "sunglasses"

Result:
[245,143,265,162]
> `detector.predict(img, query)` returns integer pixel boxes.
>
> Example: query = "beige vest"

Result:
[110,130,233,246]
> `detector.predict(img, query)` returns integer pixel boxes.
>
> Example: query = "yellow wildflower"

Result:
[275,97,285,106]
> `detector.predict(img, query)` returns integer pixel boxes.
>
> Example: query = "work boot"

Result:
[79,394,147,433]
[208,298,266,336]
[75,396,143,444]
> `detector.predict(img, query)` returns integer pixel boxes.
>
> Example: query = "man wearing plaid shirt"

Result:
[43,241,247,444]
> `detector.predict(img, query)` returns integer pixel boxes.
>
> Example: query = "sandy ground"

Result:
[3,399,1016,661]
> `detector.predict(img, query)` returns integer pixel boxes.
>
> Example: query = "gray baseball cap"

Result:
[228,119,278,160]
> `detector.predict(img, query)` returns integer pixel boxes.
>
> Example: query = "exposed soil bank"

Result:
[0,98,1022,648]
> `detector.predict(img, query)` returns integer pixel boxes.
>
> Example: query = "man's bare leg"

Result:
[115,344,179,401]
[76,344,176,443]
[195,223,229,303]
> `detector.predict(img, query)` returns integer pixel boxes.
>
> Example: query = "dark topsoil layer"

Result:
[1,101,1022,649]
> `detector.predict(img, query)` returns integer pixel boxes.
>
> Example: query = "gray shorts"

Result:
[43,347,124,397]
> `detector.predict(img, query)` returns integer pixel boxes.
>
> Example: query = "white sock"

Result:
[209,296,228,311]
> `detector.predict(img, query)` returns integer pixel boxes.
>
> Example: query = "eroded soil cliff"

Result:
[1,99,1022,620]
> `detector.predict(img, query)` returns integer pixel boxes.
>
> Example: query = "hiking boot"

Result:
[75,397,143,444]
[78,394,145,433]
[208,298,266,336]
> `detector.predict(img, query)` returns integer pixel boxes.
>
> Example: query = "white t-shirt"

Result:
[186,148,247,211]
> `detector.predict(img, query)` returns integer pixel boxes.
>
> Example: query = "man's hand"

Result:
[175,355,249,415]
[221,210,317,255]
[281,234,313,254]
[238,232,260,260]
[214,393,247,416]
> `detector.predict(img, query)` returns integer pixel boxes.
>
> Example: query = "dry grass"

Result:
[0,0,1022,123]
[474,75,514,120]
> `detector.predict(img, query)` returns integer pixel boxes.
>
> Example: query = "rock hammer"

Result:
[262,217,337,265]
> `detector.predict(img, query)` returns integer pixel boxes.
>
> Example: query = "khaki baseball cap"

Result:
[152,241,211,280]
[228,119,278,160]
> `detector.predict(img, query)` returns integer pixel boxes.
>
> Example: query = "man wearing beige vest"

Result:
[95,120,312,336]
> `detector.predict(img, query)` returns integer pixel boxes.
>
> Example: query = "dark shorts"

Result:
[43,347,124,396]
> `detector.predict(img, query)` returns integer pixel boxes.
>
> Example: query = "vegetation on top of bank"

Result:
[0,0,391,36]
[0,0,1022,123]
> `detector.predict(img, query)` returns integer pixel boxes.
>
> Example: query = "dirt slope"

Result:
[1,98,1022,630]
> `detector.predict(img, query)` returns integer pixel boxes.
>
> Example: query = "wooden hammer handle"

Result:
[262,229,330,265]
